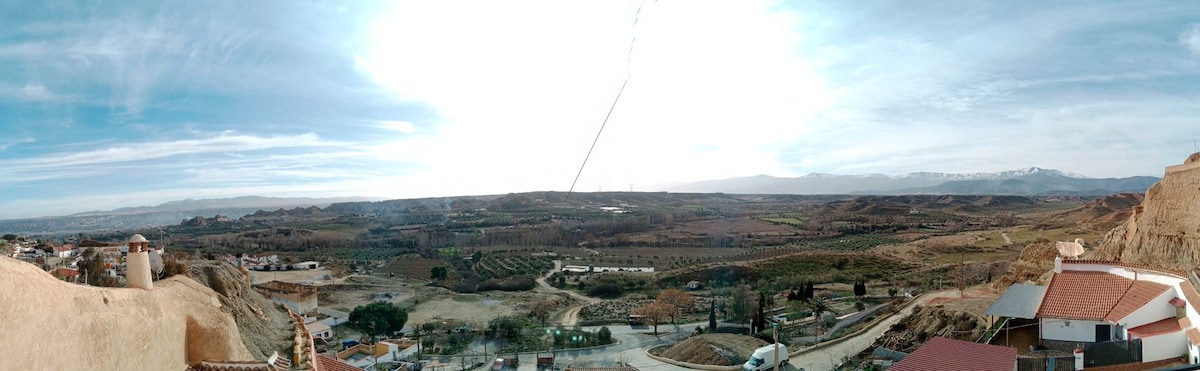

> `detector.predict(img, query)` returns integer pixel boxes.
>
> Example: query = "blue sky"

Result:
[1,0,1199,219]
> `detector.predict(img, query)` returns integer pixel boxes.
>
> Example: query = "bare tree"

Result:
[656,289,695,324]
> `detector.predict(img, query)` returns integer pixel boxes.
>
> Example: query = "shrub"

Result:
[587,282,623,298]
[598,326,612,344]
[476,275,536,292]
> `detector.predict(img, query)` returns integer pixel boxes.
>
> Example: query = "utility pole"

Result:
[773,322,780,371]
[959,248,966,297]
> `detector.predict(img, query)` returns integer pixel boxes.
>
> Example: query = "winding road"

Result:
[535,260,600,326]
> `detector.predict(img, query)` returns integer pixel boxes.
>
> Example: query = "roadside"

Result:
[788,288,962,371]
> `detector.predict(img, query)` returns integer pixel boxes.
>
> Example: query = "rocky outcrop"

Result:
[874,306,985,353]
[0,256,254,370]
[188,261,293,360]
[1093,153,1200,269]
[991,241,1058,291]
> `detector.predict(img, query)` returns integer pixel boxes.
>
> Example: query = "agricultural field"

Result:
[377,254,448,280]
[473,255,554,278]
[757,214,808,226]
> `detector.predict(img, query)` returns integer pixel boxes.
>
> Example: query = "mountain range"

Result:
[0,196,381,234]
[667,167,1160,195]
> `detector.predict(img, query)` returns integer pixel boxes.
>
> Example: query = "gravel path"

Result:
[535,260,600,326]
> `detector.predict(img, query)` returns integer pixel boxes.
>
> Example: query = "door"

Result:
[1095,324,1112,342]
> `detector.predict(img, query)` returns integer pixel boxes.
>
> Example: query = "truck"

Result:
[742,343,788,371]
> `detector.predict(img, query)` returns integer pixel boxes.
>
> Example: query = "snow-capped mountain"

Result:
[666,167,1153,195]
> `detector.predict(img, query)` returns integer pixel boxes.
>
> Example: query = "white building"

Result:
[1031,258,1200,364]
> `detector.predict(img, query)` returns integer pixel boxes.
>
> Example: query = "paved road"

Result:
[788,290,960,371]
[791,303,890,344]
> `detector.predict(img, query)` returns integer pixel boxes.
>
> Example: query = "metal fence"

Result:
[1017,350,1074,371]
[1041,338,1142,368]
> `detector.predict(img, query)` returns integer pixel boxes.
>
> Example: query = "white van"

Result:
[742,343,788,371]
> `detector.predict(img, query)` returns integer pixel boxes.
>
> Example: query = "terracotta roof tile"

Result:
[1106,280,1170,322]
[316,354,363,371]
[1181,282,1200,314]
[1038,271,1131,320]
[1181,317,1193,329]
[891,337,1017,371]
[1189,329,1200,346]
[1128,317,1182,338]
[1061,260,1187,277]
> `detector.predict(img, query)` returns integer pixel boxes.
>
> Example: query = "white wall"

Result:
[1042,318,1109,342]
[1141,331,1187,362]
[1118,289,1178,329]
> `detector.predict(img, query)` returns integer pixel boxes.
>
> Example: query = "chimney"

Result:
[126,234,153,290]
[1054,256,1063,274]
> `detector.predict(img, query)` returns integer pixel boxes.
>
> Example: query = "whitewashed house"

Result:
[1032,258,1200,364]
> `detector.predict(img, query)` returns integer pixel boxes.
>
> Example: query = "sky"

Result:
[2,1,1200,219]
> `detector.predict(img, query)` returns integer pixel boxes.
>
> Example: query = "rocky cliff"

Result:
[0,256,255,370]
[1093,153,1200,269]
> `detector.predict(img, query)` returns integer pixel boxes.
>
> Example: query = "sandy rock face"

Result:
[1093,153,1200,269]
[0,256,253,371]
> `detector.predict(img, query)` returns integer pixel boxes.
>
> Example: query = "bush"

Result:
[598,326,612,344]
[476,275,536,291]
[587,282,623,298]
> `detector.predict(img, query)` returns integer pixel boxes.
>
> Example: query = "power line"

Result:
[566,1,646,202]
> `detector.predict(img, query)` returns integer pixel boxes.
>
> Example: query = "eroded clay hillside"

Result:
[1094,153,1200,269]
[0,256,254,370]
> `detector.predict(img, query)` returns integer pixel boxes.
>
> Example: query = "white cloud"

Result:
[0,137,35,151]
[376,121,417,134]
[2,132,336,171]
[355,0,828,194]
[1181,23,1200,55]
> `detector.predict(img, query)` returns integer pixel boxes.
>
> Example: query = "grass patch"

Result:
[452,294,480,303]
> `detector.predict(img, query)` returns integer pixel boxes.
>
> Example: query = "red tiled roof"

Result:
[50,267,79,277]
[1189,329,1200,346]
[891,337,1017,371]
[1128,317,1182,338]
[1038,271,1131,320]
[1060,259,1187,277]
[1105,280,1170,322]
[316,354,363,371]
[1181,283,1200,314]
[1181,317,1193,329]
[1039,268,1175,322]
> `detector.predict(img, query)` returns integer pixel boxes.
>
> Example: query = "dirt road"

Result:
[535,260,600,326]
[1002,232,1013,245]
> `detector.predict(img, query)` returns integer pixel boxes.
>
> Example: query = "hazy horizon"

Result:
[3,1,1200,219]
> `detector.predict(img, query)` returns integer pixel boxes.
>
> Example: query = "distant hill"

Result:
[815,195,1040,215]
[1037,193,1144,231]
[668,167,1159,196]
[0,196,381,234]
